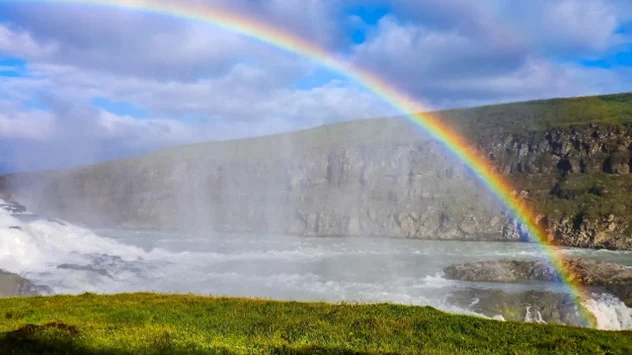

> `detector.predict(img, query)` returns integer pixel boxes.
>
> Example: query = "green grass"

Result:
[0,293,630,354]
[438,92,632,135]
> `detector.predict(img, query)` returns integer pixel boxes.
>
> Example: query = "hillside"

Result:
[0,293,630,354]
[3,92,632,249]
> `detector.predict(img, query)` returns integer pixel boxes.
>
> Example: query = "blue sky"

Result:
[0,0,632,172]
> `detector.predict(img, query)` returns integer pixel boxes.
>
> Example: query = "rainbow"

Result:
[13,0,597,327]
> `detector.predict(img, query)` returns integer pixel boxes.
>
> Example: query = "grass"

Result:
[0,293,630,354]
[438,92,632,135]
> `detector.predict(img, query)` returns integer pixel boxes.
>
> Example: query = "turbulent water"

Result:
[1,207,631,330]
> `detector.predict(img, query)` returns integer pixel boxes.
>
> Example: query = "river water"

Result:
[1,207,631,330]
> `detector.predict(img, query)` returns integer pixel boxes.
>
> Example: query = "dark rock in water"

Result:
[0,192,26,214]
[444,259,558,283]
[0,202,26,214]
[56,264,111,278]
[448,288,584,327]
[444,258,632,306]
[0,196,57,224]
[11,213,42,224]
[0,270,51,297]
[564,258,632,307]
[93,254,123,264]
[49,218,66,226]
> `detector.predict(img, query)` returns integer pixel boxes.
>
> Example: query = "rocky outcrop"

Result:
[443,260,558,283]
[0,270,49,297]
[473,123,632,250]
[448,288,585,326]
[444,258,632,306]
[475,123,632,176]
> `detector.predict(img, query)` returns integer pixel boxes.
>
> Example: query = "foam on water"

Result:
[0,208,145,273]
[1,205,631,330]
[0,204,174,293]
[583,293,632,331]
[524,306,546,324]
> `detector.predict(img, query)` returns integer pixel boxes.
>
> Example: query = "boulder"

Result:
[444,258,632,306]
[57,264,111,277]
[448,288,585,326]
[444,259,557,282]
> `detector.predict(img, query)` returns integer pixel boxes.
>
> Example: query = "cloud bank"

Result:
[0,0,630,171]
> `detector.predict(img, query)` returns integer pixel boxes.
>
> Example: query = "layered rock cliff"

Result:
[3,93,632,249]
[474,122,632,249]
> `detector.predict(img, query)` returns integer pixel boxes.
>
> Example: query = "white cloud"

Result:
[0,24,57,59]
[508,0,621,57]
[350,0,632,107]
[0,0,343,81]
[0,57,393,170]
[0,100,55,140]
[0,0,631,171]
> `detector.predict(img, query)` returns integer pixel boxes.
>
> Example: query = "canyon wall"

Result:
[4,95,632,249]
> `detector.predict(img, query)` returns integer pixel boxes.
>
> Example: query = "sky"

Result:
[0,0,632,172]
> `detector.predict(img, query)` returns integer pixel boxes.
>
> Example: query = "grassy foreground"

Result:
[0,294,630,354]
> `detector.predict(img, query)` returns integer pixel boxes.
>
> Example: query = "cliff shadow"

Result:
[0,322,388,355]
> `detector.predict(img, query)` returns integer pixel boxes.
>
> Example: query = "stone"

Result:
[448,288,585,326]
[444,258,632,306]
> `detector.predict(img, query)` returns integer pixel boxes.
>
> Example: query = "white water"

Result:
[584,294,632,330]
[1,206,631,330]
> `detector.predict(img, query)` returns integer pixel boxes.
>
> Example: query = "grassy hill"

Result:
[0,293,630,354]
[437,92,632,134]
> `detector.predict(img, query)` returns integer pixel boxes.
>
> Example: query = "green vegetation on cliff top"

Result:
[0,293,630,354]
[441,92,632,134]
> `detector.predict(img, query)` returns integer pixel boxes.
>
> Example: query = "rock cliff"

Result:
[3,93,632,249]
[473,122,632,249]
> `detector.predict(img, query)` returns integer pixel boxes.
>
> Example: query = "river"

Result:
[2,207,631,330]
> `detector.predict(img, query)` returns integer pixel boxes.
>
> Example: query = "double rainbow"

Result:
[14,0,597,327]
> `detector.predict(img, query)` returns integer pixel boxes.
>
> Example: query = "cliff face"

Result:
[475,123,632,250]
[4,96,632,249]
[2,121,513,242]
